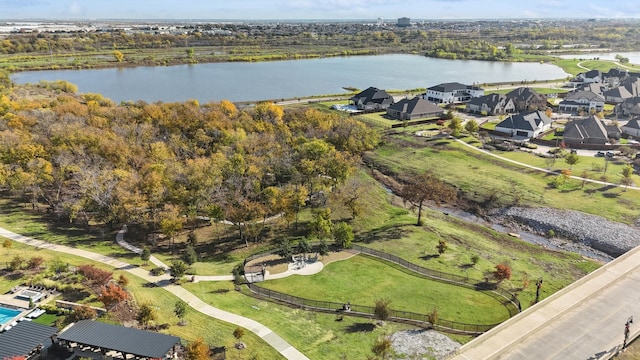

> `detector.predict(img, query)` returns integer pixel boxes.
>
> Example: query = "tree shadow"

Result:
[344,322,376,333]
[603,192,620,198]
[356,224,409,244]
[459,263,474,270]
[420,254,439,261]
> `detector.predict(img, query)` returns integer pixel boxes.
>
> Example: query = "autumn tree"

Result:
[27,256,44,270]
[98,283,128,309]
[494,263,512,283]
[159,204,185,253]
[400,172,457,226]
[69,304,97,322]
[185,337,210,360]
[78,264,113,286]
[113,50,124,62]
[2,239,11,254]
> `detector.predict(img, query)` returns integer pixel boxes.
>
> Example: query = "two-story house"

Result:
[505,87,548,111]
[423,82,484,104]
[466,93,516,115]
[558,91,605,114]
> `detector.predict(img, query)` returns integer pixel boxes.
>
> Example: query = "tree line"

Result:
[0,79,379,246]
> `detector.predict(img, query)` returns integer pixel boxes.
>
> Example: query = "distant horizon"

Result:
[1,0,639,21]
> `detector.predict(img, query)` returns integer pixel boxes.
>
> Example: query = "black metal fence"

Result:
[243,244,521,334]
[350,244,521,317]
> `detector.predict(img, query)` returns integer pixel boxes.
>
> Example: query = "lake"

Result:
[556,51,640,64]
[11,54,569,103]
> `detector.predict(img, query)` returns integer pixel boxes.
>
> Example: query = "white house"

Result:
[494,110,553,138]
[558,91,605,113]
[424,82,484,104]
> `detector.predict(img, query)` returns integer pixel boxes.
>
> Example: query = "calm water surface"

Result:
[12,54,568,103]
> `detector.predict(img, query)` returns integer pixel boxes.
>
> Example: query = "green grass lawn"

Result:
[31,313,58,326]
[369,136,640,224]
[183,280,418,360]
[257,255,511,325]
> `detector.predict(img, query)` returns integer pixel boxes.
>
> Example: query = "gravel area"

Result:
[390,329,461,359]
[488,207,640,257]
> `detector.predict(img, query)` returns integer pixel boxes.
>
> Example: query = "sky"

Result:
[1,0,640,20]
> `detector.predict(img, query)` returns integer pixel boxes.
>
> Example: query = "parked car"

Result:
[595,151,605,157]
[606,151,615,158]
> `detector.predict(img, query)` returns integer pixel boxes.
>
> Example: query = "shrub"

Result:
[547,229,556,238]
[429,308,439,324]
[77,264,112,285]
[494,263,512,282]
[233,327,246,340]
[470,254,480,265]
[436,240,448,255]
[150,267,165,276]
[374,298,392,322]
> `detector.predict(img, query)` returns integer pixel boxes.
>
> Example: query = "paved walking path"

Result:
[455,139,640,191]
[0,226,310,360]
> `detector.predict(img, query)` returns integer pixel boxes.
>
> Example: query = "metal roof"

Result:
[0,321,58,359]
[57,320,181,358]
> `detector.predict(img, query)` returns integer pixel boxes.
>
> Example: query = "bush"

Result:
[374,298,392,322]
[494,263,512,282]
[150,267,166,276]
[233,327,246,340]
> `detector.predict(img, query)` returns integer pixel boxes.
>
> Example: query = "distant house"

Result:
[466,93,516,115]
[603,86,633,104]
[622,119,640,138]
[563,115,621,145]
[494,110,553,138]
[386,97,444,120]
[621,76,640,96]
[616,97,640,117]
[424,82,484,104]
[350,87,394,111]
[505,87,548,111]
[558,91,605,114]
[574,82,606,96]
[577,69,603,84]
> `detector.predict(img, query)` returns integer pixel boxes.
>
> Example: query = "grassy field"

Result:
[368,135,640,224]
[184,280,421,360]
[258,255,511,324]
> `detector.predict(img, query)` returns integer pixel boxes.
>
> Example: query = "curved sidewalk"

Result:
[0,226,310,360]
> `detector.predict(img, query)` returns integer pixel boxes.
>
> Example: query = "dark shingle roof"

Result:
[505,87,544,102]
[604,86,633,99]
[563,115,610,142]
[0,321,58,359]
[387,97,443,115]
[350,87,392,103]
[57,320,180,359]
[467,93,508,109]
[624,119,640,130]
[427,82,481,93]
[565,91,605,102]
[496,110,551,131]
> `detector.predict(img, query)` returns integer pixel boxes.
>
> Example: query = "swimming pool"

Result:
[0,306,21,326]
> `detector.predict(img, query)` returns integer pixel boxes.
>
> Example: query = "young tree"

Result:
[117,274,129,287]
[464,119,479,134]
[136,304,156,328]
[185,338,210,360]
[169,260,188,282]
[494,263,512,283]
[565,152,579,169]
[318,237,329,256]
[276,238,293,259]
[297,237,312,256]
[448,117,463,137]
[399,172,457,226]
[436,240,448,256]
[174,300,188,325]
[27,256,44,270]
[374,298,392,323]
[621,164,634,191]
[141,246,151,265]
[69,304,97,322]
[333,222,354,249]
[371,335,393,359]
[182,245,198,265]
[2,239,12,254]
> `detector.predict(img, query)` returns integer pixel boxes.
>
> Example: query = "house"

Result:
[616,97,640,117]
[563,115,621,145]
[350,87,394,111]
[494,110,553,138]
[386,97,444,120]
[621,76,640,96]
[576,69,603,84]
[622,119,640,138]
[558,91,605,114]
[424,82,484,104]
[574,82,606,96]
[603,86,633,104]
[505,87,548,111]
[466,93,516,115]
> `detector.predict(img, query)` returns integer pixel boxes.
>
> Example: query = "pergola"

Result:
[56,320,181,359]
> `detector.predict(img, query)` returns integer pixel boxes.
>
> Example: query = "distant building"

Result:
[350,87,394,111]
[494,110,552,139]
[386,97,444,120]
[563,115,620,145]
[397,17,411,27]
